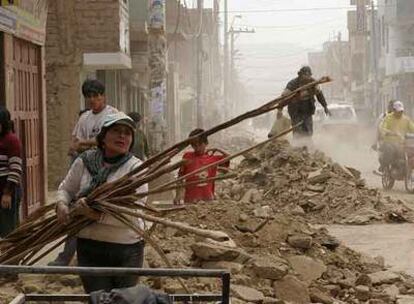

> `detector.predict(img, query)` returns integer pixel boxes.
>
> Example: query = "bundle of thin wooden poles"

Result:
[0,77,331,270]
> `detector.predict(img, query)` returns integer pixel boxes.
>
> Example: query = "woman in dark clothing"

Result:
[0,106,22,237]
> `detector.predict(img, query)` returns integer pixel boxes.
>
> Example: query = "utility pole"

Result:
[223,0,229,120]
[196,0,204,127]
[356,0,369,112]
[148,0,167,153]
[229,27,255,116]
[371,0,380,115]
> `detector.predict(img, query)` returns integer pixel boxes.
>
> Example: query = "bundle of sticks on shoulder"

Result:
[0,77,331,271]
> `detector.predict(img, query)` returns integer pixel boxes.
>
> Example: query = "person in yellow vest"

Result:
[379,101,414,171]
[268,108,292,140]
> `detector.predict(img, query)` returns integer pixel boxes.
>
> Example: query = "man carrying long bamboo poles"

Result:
[174,129,230,204]
[282,66,330,139]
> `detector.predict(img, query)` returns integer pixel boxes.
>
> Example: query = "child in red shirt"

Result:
[175,129,229,204]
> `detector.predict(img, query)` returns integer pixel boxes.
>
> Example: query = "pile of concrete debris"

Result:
[149,198,414,303]
[2,141,414,303]
[0,274,82,302]
[210,128,258,154]
[219,141,414,225]
[144,141,414,303]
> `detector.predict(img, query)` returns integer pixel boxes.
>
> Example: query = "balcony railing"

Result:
[396,48,414,58]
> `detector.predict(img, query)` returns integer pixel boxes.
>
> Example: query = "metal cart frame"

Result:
[0,265,230,304]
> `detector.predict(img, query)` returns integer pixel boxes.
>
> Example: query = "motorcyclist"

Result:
[379,101,414,172]
[372,100,395,151]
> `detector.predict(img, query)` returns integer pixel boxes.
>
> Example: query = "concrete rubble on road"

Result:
[2,140,414,304]
[146,141,414,304]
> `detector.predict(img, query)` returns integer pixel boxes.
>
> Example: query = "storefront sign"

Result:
[149,0,165,30]
[1,0,47,45]
[151,82,166,115]
[0,7,16,33]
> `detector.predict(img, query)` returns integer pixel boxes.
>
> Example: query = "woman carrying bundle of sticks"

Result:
[55,112,148,293]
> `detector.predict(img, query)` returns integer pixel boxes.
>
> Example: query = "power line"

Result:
[236,17,344,30]
[218,4,392,14]
[219,6,356,14]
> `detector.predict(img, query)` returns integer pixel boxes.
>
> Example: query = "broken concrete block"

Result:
[397,295,414,304]
[287,234,313,249]
[273,275,311,304]
[383,284,400,300]
[307,170,332,184]
[201,261,243,274]
[262,297,284,304]
[368,271,401,285]
[355,274,372,286]
[190,242,246,261]
[355,285,371,301]
[239,213,249,222]
[254,205,272,218]
[250,256,289,280]
[291,205,305,216]
[309,288,333,304]
[287,255,327,285]
[231,284,265,303]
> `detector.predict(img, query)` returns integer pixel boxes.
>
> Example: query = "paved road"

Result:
[327,224,414,276]
[313,132,414,276]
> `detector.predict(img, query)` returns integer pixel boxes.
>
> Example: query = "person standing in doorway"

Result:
[0,106,22,238]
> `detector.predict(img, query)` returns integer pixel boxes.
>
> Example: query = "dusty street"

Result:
[327,224,414,276]
[311,130,414,277]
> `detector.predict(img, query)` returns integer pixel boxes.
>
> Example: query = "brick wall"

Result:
[45,0,126,188]
[75,0,122,53]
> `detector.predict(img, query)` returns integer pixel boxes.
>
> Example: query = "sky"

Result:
[199,0,353,111]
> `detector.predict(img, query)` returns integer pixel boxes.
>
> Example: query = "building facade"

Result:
[0,0,48,216]
[377,0,414,116]
[46,0,137,188]
[308,38,351,103]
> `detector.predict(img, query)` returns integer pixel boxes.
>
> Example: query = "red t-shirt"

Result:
[179,151,228,203]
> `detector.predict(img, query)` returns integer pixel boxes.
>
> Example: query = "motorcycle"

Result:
[381,134,414,193]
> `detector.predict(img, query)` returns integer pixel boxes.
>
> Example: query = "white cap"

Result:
[393,101,404,112]
[102,112,136,130]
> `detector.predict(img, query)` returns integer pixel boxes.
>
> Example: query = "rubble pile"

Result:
[218,141,414,225]
[210,128,258,153]
[144,141,414,303]
[148,195,414,304]
[0,275,82,302]
[2,141,414,303]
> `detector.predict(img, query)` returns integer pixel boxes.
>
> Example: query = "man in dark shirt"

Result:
[282,66,330,138]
